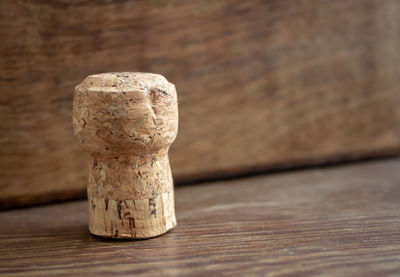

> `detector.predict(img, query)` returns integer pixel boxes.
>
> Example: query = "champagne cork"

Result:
[72,72,178,239]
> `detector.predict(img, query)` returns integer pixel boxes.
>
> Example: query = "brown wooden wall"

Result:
[1,0,400,208]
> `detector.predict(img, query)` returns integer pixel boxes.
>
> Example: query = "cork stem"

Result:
[87,151,177,239]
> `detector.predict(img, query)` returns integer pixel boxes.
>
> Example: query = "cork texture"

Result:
[73,72,178,238]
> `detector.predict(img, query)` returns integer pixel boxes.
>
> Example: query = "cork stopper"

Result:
[73,72,178,239]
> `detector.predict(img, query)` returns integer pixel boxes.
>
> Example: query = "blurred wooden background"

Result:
[1,0,399,209]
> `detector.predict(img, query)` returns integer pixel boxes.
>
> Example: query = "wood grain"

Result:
[1,0,400,208]
[1,158,400,276]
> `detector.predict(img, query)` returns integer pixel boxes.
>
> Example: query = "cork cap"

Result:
[73,72,178,155]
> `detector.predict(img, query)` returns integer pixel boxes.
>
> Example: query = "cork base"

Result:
[88,191,177,239]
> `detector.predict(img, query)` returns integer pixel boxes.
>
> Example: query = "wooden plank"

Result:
[1,158,400,276]
[1,0,400,208]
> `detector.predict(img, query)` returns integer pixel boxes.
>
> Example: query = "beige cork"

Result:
[72,72,178,239]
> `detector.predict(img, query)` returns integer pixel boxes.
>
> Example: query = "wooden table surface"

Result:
[1,158,400,276]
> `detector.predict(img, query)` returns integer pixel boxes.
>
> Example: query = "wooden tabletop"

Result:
[1,158,400,276]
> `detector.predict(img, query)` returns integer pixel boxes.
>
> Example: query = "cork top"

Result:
[76,72,176,98]
[73,72,178,155]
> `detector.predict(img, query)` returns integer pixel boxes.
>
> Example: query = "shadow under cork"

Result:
[89,226,178,243]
